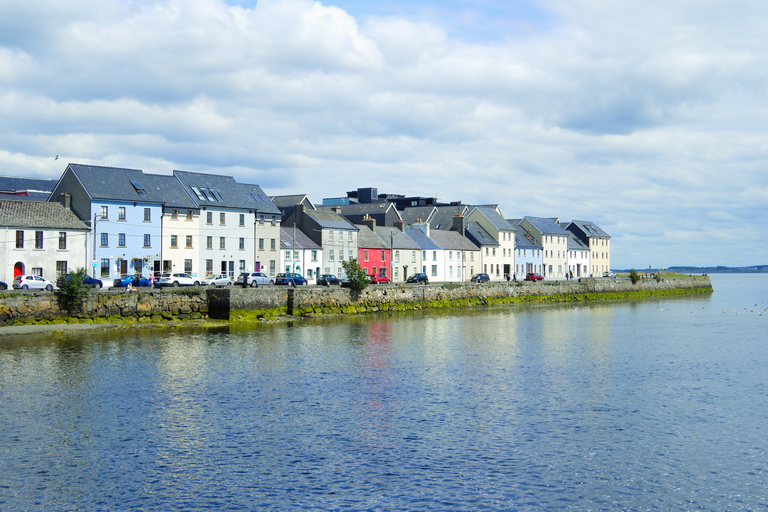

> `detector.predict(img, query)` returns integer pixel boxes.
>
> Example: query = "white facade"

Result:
[2,227,89,283]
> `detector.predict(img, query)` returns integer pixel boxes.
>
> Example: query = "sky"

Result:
[1,0,767,269]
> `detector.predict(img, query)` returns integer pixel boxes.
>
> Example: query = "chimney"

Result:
[58,193,71,210]
[361,214,376,231]
[332,205,342,215]
[452,214,465,236]
[394,219,404,232]
[294,203,305,218]
[414,221,430,236]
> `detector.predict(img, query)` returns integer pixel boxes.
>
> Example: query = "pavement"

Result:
[0,322,121,336]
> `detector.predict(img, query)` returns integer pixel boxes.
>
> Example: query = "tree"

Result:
[629,268,640,285]
[58,267,91,312]
[340,258,369,293]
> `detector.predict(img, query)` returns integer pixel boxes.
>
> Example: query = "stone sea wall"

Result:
[0,276,712,326]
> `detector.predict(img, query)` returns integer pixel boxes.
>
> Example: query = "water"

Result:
[0,274,766,511]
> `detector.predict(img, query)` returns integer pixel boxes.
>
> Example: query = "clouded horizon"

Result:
[2,0,766,268]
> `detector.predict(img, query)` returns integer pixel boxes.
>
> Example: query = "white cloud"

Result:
[1,0,768,267]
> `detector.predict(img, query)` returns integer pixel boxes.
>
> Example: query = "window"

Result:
[100,233,108,246]
[100,258,110,277]
[15,230,23,249]
[395,251,400,263]
[143,234,151,247]
[293,250,299,259]
[381,251,386,262]
[186,235,193,248]
[285,250,291,260]
[329,249,334,261]
[339,251,345,261]
[118,233,126,247]
[207,236,213,249]
[412,252,416,263]
[191,187,206,201]
[433,251,437,261]
[239,260,246,273]
[270,239,276,250]
[186,210,192,220]
[56,261,67,277]
[171,209,178,219]
[269,260,276,275]
[32,267,43,277]
[220,213,226,225]
[35,231,43,249]
[239,214,245,226]
[206,259,213,274]
[130,180,147,196]
[184,259,192,273]
[144,208,151,221]
[364,249,369,262]
[311,250,317,261]
[207,212,213,224]
[431,265,437,276]
[259,238,264,250]
[220,237,226,249]
[239,238,245,250]
[59,232,67,250]
[100,205,108,219]
[171,235,177,248]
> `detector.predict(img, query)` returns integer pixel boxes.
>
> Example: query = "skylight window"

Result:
[201,188,214,201]
[210,189,224,202]
[191,186,206,201]
[130,180,147,197]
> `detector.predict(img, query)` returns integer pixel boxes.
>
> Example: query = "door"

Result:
[13,262,24,278]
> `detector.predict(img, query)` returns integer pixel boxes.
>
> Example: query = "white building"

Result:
[0,199,90,284]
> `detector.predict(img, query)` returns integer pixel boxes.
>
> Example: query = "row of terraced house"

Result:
[0,165,611,285]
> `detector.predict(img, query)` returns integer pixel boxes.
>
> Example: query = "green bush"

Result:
[58,268,91,312]
[340,258,369,292]
[629,268,640,284]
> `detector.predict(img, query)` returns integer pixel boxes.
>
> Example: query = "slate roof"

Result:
[373,227,420,250]
[465,220,498,247]
[429,205,470,230]
[142,174,197,209]
[399,206,435,226]
[429,229,479,251]
[565,231,590,251]
[524,216,569,236]
[566,220,611,239]
[318,202,401,219]
[0,176,57,202]
[271,194,315,209]
[471,205,516,232]
[173,170,278,213]
[65,164,163,202]
[513,223,543,250]
[280,226,321,250]
[0,200,89,230]
[405,228,441,250]
[356,224,388,249]
[304,209,358,231]
[239,183,281,215]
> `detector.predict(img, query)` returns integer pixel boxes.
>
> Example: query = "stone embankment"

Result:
[0,276,712,327]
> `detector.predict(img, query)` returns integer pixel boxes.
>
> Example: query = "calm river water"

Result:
[1,274,766,511]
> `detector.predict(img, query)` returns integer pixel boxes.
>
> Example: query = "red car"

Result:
[525,273,544,281]
[369,274,390,284]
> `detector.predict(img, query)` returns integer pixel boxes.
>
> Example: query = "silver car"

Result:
[235,272,274,287]
[204,274,233,287]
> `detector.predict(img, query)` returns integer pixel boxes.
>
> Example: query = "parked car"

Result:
[235,272,273,287]
[0,281,6,290]
[274,273,308,286]
[206,274,235,287]
[369,274,390,284]
[525,273,544,281]
[157,272,200,287]
[113,275,152,288]
[316,274,341,286]
[603,271,616,278]
[13,275,55,291]
[406,273,429,284]
[470,273,490,283]
[57,273,104,289]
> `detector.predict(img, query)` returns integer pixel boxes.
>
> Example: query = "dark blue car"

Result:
[57,273,103,289]
[274,273,308,286]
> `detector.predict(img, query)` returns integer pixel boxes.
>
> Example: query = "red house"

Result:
[355,222,390,279]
